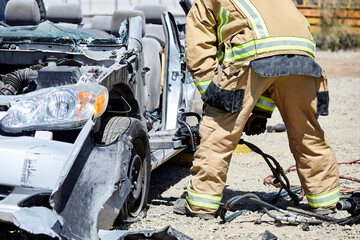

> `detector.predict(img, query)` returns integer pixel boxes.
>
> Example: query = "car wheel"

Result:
[100,116,151,223]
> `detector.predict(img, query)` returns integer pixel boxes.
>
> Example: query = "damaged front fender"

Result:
[11,118,134,239]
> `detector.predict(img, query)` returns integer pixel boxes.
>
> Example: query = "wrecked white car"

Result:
[0,0,199,238]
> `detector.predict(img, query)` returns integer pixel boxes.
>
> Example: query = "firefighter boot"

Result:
[310,205,336,215]
[173,199,215,220]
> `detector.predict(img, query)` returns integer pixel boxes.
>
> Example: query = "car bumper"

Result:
[0,118,95,224]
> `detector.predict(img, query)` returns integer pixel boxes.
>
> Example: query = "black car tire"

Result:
[100,116,151,223]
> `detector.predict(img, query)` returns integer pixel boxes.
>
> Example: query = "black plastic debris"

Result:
[98,225,192,240]
[262,230,278,240]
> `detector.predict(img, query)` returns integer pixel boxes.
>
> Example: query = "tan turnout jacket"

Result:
[186,0,315,91]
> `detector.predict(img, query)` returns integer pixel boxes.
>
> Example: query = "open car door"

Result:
[161,11,186,130]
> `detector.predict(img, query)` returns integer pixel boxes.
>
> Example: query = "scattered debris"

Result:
[266,123,286,133]
[261,230,278,240]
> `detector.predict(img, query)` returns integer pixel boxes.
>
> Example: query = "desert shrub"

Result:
[312,0,360,51]
[313,24,360,51]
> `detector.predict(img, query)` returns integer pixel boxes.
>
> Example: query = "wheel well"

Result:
[106,82,141,120]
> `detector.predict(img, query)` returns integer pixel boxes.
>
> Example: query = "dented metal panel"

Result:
[12,127,134,239]
[0,136,72,189]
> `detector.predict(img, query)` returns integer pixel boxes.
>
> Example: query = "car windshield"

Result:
[0,23,123,46]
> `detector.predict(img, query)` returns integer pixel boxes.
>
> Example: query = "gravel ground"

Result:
[128,50,360,240]
[1,50,359,239]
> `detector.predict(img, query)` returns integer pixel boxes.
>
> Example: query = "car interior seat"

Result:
[91,15,112,34]
[5,0,41,26]
[82,15,113,39]
[110,9,162,111]
[133,4,167,111]
[110,9,145,37]
[46,3,83,29]
[142,37,162,111]
[134,4,166,47]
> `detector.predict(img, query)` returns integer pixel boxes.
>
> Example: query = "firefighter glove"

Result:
[244,114,267,136]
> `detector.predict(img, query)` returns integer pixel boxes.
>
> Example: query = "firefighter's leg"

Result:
[185,67,271,215]
[269,75,340,209]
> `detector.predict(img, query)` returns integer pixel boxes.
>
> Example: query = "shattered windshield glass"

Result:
[0,23,124,46]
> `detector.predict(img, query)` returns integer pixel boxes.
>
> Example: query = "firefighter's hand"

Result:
[243,114,267,136]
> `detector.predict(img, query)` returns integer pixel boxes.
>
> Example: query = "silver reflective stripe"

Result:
[232,0,269,38]
[186,189,222,209]
[257,98,275,109]
[216,49,224,63]
[218,7,230,43]
[187,195,221,206]
[256,39,316,54]
[306,188,340,208]
[217,51,224,59]
[224,37,316,62]
[196,84,208,91]
[225,42,255,61]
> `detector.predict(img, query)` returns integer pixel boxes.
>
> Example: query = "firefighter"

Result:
[173,0,340,219]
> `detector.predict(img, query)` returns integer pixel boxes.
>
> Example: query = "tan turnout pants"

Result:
[186,66,340,214]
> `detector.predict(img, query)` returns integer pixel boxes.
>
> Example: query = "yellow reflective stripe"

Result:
[257,45,315,55]
[195,79,212,94]
[217,7,226,42]
[217,52,224,62]
[199,89,206,94]
[255,102,275,112]
[218,7,230,43]
[224,37,316,62]
[217,7,224,41]
[216,48,224,62]
[232,0,269,38]
[187,189,222,201]
[186,189,222,210]
[259,95,274,103]
[256,95,275,111]
[307,188,340,200]
[224,40,255,62]
[195,80,212,87]
[306,188,340,208]
[186,196,220,210]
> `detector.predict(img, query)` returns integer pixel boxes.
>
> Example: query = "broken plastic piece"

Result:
[266,123,286,133]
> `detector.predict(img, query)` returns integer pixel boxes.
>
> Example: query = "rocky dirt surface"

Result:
[127,50,360,240]
[1,50,359,239]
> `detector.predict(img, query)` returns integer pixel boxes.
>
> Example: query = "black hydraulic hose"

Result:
[220,193,322,225]
[239,139,300,205]
[337,214,360,226]
[221,194,360,226]
[177,112,201,151]
[0,68,36,95]
[285,207,360,226]
[286,206,338,222]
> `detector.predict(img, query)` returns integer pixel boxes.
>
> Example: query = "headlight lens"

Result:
[46,89,77,121]
[0,84,108,132]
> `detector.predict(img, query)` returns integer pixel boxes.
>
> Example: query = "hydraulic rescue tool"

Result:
[337,192,360,216]
[173,112,201,151]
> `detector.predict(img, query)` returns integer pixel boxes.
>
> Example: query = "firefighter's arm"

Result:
[244,91,275,135]
[185,0,218,94]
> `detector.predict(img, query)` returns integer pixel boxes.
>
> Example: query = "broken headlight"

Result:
[0,84,108,132]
